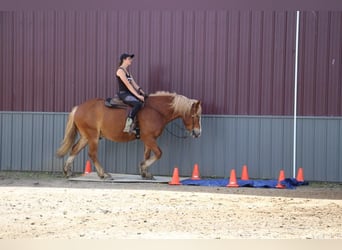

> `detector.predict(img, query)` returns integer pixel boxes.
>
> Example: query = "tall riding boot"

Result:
[123,117,133,133]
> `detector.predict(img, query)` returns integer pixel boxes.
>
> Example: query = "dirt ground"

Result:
[0,171,341,239]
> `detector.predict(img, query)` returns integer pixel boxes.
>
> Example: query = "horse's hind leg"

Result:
[63,137,88,177]
[88,139,111,179]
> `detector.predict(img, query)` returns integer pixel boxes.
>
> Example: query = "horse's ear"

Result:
[191,101,201,112]
[195,101,201,110]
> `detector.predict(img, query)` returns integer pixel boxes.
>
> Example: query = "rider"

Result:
[116,53,146,133]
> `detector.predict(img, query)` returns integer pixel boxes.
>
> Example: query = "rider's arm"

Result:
[130,76,146,95]
[116,69,144,102]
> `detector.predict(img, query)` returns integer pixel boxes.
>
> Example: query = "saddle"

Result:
[104,95,140,139]
[104,95,128,109]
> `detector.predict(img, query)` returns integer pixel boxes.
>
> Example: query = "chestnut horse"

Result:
[56,91,202,179]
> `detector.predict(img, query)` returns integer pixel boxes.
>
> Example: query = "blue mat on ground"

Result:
[181,178,309,189]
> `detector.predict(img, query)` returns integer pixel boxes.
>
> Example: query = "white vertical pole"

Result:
[293,11,300,178]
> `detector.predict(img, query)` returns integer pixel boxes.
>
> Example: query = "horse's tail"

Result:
[56,106,78,157]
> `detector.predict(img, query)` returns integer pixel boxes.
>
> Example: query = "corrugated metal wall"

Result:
[1,112,341,182]
[1,10,341,115]
[298,11,342,116]
[1,10,342,182]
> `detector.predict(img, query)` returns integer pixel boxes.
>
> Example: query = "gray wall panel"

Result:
[32,115,44,171]
[247,118,260,179]
[126,141,143,174]
[197,118,218,177]
[326,120,340,182]
[298,119,315,179]
[0,112,341,182]
[22,114,33,171]
[213,118,229,177]
[42,114,57,172]
[1,114,12,170]
[259,119,273,178]
[0,114,2,169]
[296,117,342,182]
[223,118,235,177]
[52,114,67,172]
[283,119,294,176]
[340,122,342,182]
[271,119,284,178]
[11,114,22,171]
[313,120,327,181]
[236,118,249,173]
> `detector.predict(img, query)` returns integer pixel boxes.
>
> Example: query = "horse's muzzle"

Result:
[191,128,201,138]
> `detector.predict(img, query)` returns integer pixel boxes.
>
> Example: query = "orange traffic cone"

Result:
[169,167,181,185]
[276,169,286,189]
[82,160,92,176]
[191,163,201,180]
[296,167,304,182]
[227,169,239,187]
[241,164,249,180]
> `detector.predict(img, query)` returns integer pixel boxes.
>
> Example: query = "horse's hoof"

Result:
[99,172,113,180]
[64,170,73,178]
[141,172,155,180]
[103,173,113,180]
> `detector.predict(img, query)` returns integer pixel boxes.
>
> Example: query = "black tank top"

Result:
[116,67,133,92]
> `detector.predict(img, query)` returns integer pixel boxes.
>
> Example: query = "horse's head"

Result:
[149,92,202,138]
[182,100,202,138]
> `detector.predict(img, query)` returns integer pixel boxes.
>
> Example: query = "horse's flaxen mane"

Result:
[150,91,198,116]
[149,91,176,97]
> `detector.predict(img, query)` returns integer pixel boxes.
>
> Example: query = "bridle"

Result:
[165,113,199,139]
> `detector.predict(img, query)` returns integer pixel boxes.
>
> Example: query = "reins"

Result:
[165,123,189,139]
[165,115,197,139]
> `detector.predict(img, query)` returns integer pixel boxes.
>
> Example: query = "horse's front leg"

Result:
[139,146,151,175]
[140,141,162,180]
